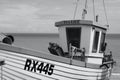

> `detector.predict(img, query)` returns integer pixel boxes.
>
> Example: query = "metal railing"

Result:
[69,44,86,65]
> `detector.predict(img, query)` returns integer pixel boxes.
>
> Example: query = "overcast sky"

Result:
[0,0,119,33]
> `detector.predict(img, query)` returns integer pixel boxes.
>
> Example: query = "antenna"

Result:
[73,0,79,19]
[82,0,87,20]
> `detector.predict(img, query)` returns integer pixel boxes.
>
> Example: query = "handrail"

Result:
[69,45,86,64]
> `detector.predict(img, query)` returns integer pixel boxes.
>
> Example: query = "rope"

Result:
[103,0,109,27]
[92,0,96,21]
[85,0,88,9]
[73,0,79,19]
[81,0,88,20]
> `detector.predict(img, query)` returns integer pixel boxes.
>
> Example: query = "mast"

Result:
[103,0,109,27]
[92,0,96,21]
[81,0,87,20]
[73,0,79,19]
[76,0,109,27]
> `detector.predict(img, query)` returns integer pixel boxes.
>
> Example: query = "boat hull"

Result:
[0,44,112,80]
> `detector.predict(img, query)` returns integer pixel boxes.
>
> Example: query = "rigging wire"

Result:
[84,0,88,11]
[103,0,109,27]
[92,0,96,21]
[81,0,88,20]
[73,0,79,19]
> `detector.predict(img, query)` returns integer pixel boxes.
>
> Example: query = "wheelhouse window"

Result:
[99,33,106,53]
[92,31,100,53]
[66,27,81,50]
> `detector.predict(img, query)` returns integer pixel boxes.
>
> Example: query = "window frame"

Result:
[66,27,81,51]
[92,31,100,53]
[99,32,106,53]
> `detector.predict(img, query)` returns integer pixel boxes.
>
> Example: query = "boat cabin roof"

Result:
[55,20,107,30]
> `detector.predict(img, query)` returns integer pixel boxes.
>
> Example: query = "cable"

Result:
[92,0,96,21]
[103,0,109,27]
[85,0,88,9]
[73,0,79,19]
[81,0,88,20]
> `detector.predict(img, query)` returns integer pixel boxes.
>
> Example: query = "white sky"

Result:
[0,0,119,33]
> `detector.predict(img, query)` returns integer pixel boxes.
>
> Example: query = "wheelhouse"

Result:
[55,20,107,65]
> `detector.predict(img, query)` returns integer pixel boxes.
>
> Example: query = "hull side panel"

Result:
[0,50,110,80]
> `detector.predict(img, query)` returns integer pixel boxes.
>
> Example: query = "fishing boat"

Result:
[0,0,116,80]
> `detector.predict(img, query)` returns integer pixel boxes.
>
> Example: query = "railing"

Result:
[69,44,86,65]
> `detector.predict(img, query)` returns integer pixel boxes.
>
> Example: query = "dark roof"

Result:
[55,20,107,30]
